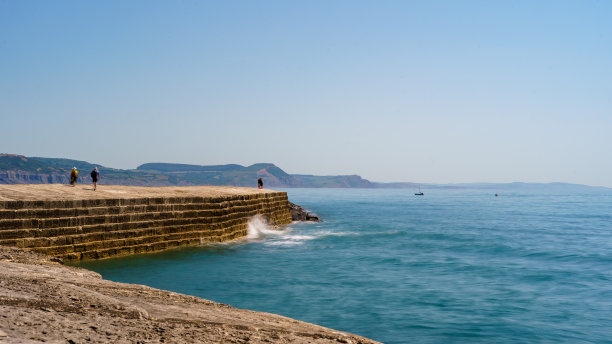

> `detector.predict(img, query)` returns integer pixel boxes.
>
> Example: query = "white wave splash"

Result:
[247,215,405,247]
[247,215,292,240]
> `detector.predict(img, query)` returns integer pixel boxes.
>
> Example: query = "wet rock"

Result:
[49,257,64,265]
[288,202,320,222]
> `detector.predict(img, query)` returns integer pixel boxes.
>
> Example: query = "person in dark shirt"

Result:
[90,167,100,191]
[258,177,263,189]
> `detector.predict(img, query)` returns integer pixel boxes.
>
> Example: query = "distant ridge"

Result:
[136,162,374,188]
[138,163,244,173]
[0,154,181,186]
[0,155,375,188]
[440,182,612,192]
[136,162,304,187]
[0,154,609,191]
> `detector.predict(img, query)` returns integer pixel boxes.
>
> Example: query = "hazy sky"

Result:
[1,1,611,186]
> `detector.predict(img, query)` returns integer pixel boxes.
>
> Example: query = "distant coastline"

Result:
[1,153,609,191]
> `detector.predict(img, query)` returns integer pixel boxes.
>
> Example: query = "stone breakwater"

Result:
[0,185,293,260]
[0,245,380,343]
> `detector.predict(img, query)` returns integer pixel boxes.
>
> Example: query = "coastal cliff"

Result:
[0,245,380,343]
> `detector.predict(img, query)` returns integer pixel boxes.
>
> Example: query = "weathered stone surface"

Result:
[0,184,274,202]
[0,245,380,344]
[0,185,293,260]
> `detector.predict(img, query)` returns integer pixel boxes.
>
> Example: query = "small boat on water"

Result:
[415,185,424,196]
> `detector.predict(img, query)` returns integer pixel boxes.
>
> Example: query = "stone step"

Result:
[0,212,254,240]
[0,217,247,249]
[0,200,289,230]
[0,195,290,220]
[57,230,245,260]
[0,204,289,240]
[32,225,247,259]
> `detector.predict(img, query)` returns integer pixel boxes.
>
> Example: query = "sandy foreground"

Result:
[0,246,380,344]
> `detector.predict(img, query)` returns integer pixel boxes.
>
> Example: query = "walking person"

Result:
[258,177,263,189]
[69,167,78,186]
[90,167,100,191]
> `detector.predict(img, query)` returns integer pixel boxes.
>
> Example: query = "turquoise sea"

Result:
[76,189,612,343]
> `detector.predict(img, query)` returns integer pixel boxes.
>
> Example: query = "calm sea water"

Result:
[76,189,612,344]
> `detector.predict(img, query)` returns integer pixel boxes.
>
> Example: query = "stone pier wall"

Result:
[0,187,292,260]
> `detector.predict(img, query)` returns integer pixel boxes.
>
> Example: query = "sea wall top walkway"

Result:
[0,184,276,202]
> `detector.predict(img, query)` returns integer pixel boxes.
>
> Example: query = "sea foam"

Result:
[247,215,292,240]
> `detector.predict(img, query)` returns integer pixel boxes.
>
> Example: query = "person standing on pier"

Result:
[69,167,78,186]
[258,177,263,189]
[90,167,100,191]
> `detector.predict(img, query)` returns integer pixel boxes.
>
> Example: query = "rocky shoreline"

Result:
[0,246,379,344]
[289,202,320,222]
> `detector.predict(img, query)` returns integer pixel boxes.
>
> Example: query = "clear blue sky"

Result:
[1,1,611,186]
